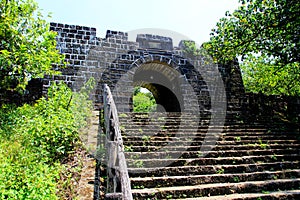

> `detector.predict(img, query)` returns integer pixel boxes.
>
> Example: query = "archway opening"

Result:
[132,62,184,112]
[132,86,157,113]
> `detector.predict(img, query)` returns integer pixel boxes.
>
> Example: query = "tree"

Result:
[203,0,300,95]
[0,0,64,92]
[133,87,156,112]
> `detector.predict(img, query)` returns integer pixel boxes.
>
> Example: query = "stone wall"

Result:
[45,22,245,117]
[242,93,300,127]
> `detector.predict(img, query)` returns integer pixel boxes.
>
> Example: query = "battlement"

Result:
[136,34,173,51]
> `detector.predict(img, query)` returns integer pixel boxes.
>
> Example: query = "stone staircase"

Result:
[118,112,300,199]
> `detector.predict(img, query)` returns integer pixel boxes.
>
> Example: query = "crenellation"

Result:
[106,30,128,40]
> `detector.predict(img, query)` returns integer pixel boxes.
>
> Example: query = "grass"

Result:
[124,145,133,152]
[233,176,240,182]
[142,135,151,142]
[197,151,203,157]
[234,136,241,142]
[0,80,94,199]
[119,113,128,118]
[258,139,269,149]
[216,168,225,174]
[133,160,144,168]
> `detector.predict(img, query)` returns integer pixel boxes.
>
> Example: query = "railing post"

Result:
[102,84,133,199]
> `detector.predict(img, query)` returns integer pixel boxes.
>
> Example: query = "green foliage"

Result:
[0,80,94,199]
[133,160,144,168]
[216,168,225,174]
[0,141,59,199]
[241,54,300,95]
[181,41,212,64]
[234,136,241,142]
[142,135,151,142]
[258,138,269,149]
[0,0,65,92]
[133,87,156,112]
[182,41,202,57]
[233,176,240,182]
[204,0,300,95]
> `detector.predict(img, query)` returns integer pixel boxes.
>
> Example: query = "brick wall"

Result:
[45,23,247,115]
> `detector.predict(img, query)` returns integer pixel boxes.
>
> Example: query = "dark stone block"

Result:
[63,49,72,54]
[74,60,81,65]
[67,60,74,65]
[50,22,57,27]
[80,39,88,44]
[66,43,72,48]
[76,25,83,30]
[67,34,75,38]
[61,68,75,75]
[78,55,86,60]
[70,29,77,33]
[54,75,66,80]
[71,55,78,59]
[73,44,80,48]
[65,54,71,59]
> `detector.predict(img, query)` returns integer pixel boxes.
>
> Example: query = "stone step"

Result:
[126,154,300,168]
[125,143,300,152]
[122,126,298,134]
[119,113,239,120]
[123,134,298,141]
[122,127,283,136]
[130,169,300,188]
[123,127,297,135]
[119,116,244,122]
[176,190,300,200]
[131,178,300,199]
[128,161,300,177]
[123,139,300,147]
[119,119,286,131]
[125,149,299,159]
[122,126,268,131]
[120,117,263,125]
[122,132,298,141]
[116,112,300,199]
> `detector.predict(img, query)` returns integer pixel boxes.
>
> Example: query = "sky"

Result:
[35,0,240,46]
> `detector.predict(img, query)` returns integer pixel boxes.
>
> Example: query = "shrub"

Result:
[0,79,94,199]
[0,141,59,199]
[133,90,156,112]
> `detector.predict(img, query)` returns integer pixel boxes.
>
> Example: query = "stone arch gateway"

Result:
[45,23,245,117]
